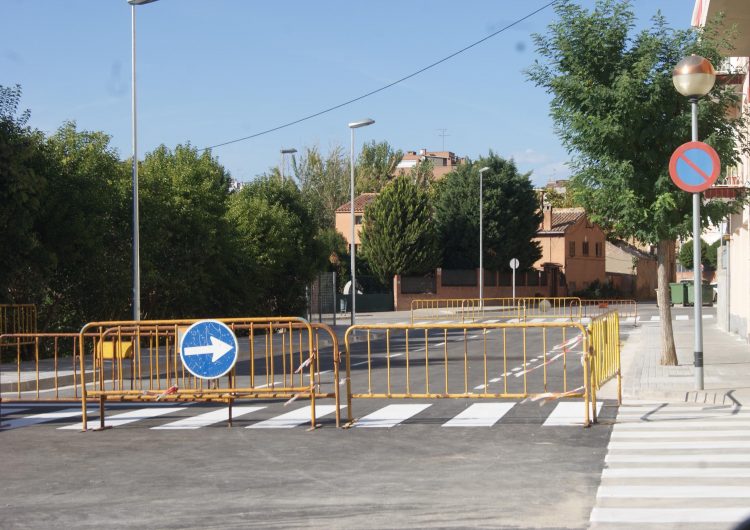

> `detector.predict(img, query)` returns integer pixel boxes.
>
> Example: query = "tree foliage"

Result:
[355,140,403,193]
[678,238,719,271]
[228,178,323,315]
[433,153,542,270]
[527,0,748,364]
[293,145,350,230]
[359,176,439,285]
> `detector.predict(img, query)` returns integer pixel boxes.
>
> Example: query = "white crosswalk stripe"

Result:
[675,314,689,321]
[61,407,186,430]
[153,406,265,430]
[543,401,603,426]
[443,403,514,427]
[590,403,750,529]
[2,408,87,430]
[246,405,338,429]
[355,404,431,428]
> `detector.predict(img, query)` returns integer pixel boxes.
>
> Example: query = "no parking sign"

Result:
[669,141,720,193]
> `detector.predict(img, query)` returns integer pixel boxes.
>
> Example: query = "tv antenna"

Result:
[436,128,450,151]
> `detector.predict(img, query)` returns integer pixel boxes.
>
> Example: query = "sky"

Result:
[2,0,695,187]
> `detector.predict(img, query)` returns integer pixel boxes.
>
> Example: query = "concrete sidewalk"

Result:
[600,311,750,405]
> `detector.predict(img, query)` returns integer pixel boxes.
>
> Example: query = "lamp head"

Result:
[478,166,490,174]
[672,55,716,98]
[348,119,375,129]
[128,0,159,4]
[281,148,297,154]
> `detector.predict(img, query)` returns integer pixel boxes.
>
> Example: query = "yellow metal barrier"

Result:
[581,299,637,321]
[0,333,84,401]
[77,317,341,431]
[588,310,622,404]
[0,305,38,346]
[410,297,581,323]
[344,320,596,427]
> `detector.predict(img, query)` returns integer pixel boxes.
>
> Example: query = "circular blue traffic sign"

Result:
[180,320,238,379]
[669,141,720,193]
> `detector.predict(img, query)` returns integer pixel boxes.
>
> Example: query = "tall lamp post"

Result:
[672,54,717,391]
[478,167,490,308]
[348,118,375,326]
[128,0,159,321]
[280,148,297,182]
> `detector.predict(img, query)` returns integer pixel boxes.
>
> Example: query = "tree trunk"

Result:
[657,239,678,365]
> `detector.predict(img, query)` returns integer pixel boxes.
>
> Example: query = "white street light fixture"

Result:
[478,167,490,308]
[128,0,159,321]
[280,147,297,182]
[672,54,717,391]
[348,118,375,326]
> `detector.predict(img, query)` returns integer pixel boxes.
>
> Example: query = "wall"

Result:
[335,211,363,246]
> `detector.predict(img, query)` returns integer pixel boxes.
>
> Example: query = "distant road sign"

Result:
[669,141,720,193]
[180,320,238,379]
[509,258,519,270]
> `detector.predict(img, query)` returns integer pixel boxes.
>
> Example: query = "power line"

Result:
[200,1,557,152]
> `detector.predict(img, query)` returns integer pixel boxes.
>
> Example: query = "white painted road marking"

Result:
[606,453,750,463]
[153,406,265,429]
[61,407,186,430]
[602,467,750,478]
[591,508,750,524]
[675,314,689,321]
[2,409,86,430]
[443,403,514,427]
[543,402,603,426]
[246,405,339,429]
[355,404,431,428]
[597,485,750,498]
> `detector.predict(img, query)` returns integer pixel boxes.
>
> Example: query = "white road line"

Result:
[609,440,750,450]
[554,318,568,322]
[443,403,515,427]
[2,408,87,430]
[611,429,750,438]
[435,320,453,325]
[246,405,339,429]
[602,467,750,478]
[606,453,750,463]
[435,342,447,346]
[675,315,689,321]
[591,507,750,524]
[614,420,750,429]
[507,318,520,323]
[543,402,603,426]
[484,319,500,324]
[510,367,522,372]
[703,314,714,319]
[153,406,265,430]
[617,405,741,412]
[597,485,750,498]
[529,318,545,323]
[61,407,186,430]
[650,315,660,321]
[414,321,431,326]
[355,404,431,428]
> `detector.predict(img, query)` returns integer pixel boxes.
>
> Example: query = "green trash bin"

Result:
[684,281,713,306]
[669,282,686,306]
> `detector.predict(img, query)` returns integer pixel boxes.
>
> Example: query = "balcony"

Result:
[704,175,748,200]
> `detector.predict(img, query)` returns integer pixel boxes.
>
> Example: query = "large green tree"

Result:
[138,144,238,318]
[0,85,47,305]
[35,122,131,328]
[528,0,748,364]
[433,154,542,271]
[228,178,322,315]
[293,145,350,230]
[355,140,403,193]
[359,176,440,286]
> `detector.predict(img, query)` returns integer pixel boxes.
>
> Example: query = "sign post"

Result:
[180,320,239,380]
[509,258,519,300]
[669,140,720,390]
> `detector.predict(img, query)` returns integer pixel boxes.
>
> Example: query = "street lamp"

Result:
[280,148,297,182]
[672,54,716,390]
[348,118,375,326]
[128,0,159,321]
[478,167,490,308]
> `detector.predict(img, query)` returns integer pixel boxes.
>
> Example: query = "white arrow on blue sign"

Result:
[179,320,238,379]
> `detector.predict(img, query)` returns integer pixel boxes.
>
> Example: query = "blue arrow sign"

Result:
[180,320,238,379]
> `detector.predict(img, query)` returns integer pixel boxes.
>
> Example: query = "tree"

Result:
[433,153,542,271]
[228,178,323,315]
[293,145,349,229]
[355,140,403,193]
[359,176,440,286]
[528,0,748,365]
[678,239,710,271]
[0,85,47,305]
[138,144,238,319]
[36,122,132,328]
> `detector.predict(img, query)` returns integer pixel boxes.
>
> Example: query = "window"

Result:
[355,215,363,225]
[569,241,575,257]
[582,241,589,256]
[595,242,603,257]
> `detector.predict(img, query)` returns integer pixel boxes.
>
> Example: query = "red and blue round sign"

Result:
[669,141,720,193]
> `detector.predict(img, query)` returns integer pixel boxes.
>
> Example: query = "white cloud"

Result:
[510,148,550,165]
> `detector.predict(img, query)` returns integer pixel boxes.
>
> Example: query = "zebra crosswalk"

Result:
[403,314,713,326]
[0,399,604,432]
[590,403,750,529]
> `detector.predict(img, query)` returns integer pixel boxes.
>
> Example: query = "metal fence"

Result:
[410,297,582,323]
[308,272,338,325]
[0,304,37,346]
